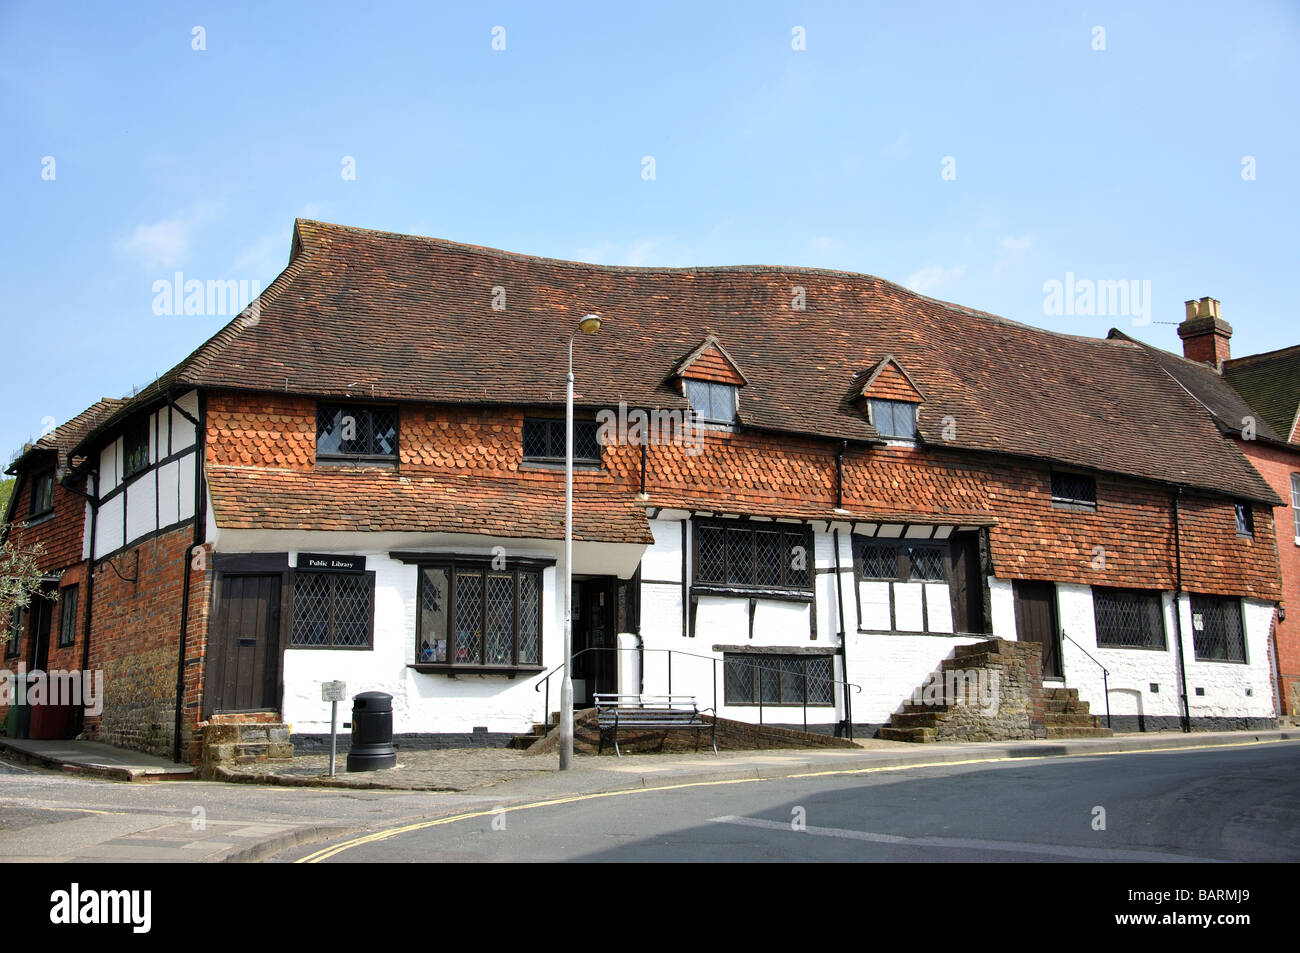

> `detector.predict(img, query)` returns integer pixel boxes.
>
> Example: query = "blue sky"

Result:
[2,1,1297,461]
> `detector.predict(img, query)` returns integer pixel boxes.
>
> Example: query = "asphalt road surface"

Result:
[285,742,1300,863]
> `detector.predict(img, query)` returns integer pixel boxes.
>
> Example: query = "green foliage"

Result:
[0,478,12,516]
[0,523,53,627]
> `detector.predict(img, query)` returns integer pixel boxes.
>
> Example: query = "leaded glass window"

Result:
[692,519,813,591]
[522,418,601,463]
[685,379,737,424]
[1191,595,1247,663]
[1093,587,1165,649]
[723,654,834,706]
[868,399,917,439]
[316,403,398,460]
[417,561,544,668]
[291,572,375,648]
[1051,470,1097,509]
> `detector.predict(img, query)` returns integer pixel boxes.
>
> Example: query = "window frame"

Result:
[289,570,377,650]
[5,606,22,659]
[867,399,918,440]
[685,379,738,425]
[722,652,835,707]
[1092,586,1167,650]
[1190,594,1248,664]
[1051,469,1098,511]
[1234,502,1255,538]
[691,518,814,595]
[1292,473,1300,543]
[123,417,151,480]
[315,402,400,463]
[57,585,78,648]
[28,468,55,518]
[412,555,547,673]
[521,416,602,466]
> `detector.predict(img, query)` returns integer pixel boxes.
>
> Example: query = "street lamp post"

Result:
[560,314,602,771]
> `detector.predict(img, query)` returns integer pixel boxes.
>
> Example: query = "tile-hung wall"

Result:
[90,391,199,560]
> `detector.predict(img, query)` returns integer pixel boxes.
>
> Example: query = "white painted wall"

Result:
[1056,584,1276,725]
[93,390,199,559]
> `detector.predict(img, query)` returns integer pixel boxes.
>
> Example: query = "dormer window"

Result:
[686,379,737,425]
[869,399,917,440]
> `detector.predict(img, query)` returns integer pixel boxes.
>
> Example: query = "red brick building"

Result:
[2,222,1289,759]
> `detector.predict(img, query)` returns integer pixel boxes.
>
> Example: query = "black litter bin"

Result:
[347,691,397,771]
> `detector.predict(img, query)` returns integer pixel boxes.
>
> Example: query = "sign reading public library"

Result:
[296,553,366,573]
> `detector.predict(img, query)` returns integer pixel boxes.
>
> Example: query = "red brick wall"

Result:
[5,467,89,570]
[1239,438,1300,712]
[82,527,211,760]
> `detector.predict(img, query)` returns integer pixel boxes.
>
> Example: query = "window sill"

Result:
[1191,657,1248,665]
[24,511,55,527]
[1051,500,1098,513]
[316,457,397,468]
[691,585,813,603]
[289,644,374,651]
[1093,643,1168,652]
[520,460,602,471]
[409,663,544,677]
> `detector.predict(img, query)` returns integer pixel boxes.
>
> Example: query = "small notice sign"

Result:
[298,553,366,573]
[321,681,347,702]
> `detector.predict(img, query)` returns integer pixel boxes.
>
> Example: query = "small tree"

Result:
[0,524,53,637]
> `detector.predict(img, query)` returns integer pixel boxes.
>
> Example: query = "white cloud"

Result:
[575,238,690,267]
[118,200,223,269]
[904,263,967,295]
[995,235,1034,272]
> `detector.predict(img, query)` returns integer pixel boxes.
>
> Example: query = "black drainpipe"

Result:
[832,525,853,740]
[1172,486,1192,733]
[62,467,98,735]
[639,438,647,496]
[173,391,206,763]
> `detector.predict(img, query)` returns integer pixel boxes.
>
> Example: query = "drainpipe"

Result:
[62,468,98,735]
[832,526,853,740]
[1171,486,1192,733]
[173,391,206,763]
[639,438,647,496]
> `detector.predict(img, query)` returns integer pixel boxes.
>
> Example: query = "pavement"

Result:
[0,728,1295,862]
[0,737,195,781]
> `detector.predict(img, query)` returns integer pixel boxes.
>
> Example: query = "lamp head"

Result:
[578,314,602,335]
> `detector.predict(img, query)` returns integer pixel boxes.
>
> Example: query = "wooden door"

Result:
[205,574,282,716]
[28,586,54,671]
[1013,580,1062,679]
[947,533,985,634]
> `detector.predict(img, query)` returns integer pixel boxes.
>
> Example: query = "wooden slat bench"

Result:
[595,693,717,756]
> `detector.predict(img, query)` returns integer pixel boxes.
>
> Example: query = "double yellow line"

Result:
[295,736,1295,862]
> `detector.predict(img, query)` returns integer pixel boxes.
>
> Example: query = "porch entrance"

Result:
[204,573,283,717]
[27,582,56,672]
[571,576,618,707]
[1013,580,1063,679]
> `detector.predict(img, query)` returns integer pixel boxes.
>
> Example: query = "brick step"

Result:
[878,726,937,743]
[1045,726,1114,739]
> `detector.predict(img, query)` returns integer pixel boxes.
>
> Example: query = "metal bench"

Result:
[595,693,717,756]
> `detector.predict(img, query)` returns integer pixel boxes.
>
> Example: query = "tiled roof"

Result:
[79,220,1279,504]
[1224,345,1300,444]
[206,465,654,543]
[1114,331,1295,452]
[7,398,126,474]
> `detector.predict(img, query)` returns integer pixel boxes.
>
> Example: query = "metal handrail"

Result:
[1060,629,1112,729]
[534,645,863,740]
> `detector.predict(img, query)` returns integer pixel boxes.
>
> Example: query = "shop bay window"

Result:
[417,560,543,669]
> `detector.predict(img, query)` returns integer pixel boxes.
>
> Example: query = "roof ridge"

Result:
[1224,342,1300,368]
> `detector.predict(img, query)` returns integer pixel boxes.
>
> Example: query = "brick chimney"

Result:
[1178,297,1232,369]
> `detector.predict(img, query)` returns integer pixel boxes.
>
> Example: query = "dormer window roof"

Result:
[669,335,748,425]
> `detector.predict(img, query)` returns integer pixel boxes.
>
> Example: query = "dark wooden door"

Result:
[947,533,985,634]
[1013,580,1062,679]
[206,574,282,716]
[28,585,54,671]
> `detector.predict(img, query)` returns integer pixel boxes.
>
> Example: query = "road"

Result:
[282,742,1300,862]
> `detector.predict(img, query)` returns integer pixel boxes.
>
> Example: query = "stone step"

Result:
[878,726,937,743]
[1045,726,1114,739]
[889,711,947,729]
[1045,700,1092,714]
[512,734,542,750]
[1044,712,1103,728]
[901,702,954,714]
[1044,688,1080,701]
